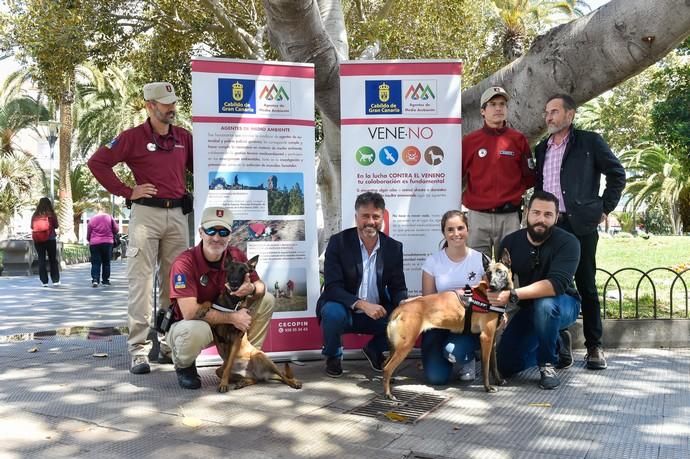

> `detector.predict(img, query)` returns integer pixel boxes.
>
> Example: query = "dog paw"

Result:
[496,378,507,386]
[485,385,498,393]
[291,381,303,389]
[218,384,229,393]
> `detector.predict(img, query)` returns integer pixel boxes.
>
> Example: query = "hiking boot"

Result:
[586,346,607,370]
[176,364,201,389]
[362,345,385,372]
[130,355,151,374]
[158,351,173,365]
[539,364,560,390]
[556,329,573,369]
[325,356,343,378]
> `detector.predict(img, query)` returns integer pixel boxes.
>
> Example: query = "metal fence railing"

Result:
[598,267,690,320]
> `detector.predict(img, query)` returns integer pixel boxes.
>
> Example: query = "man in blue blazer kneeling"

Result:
[317,192,408,377]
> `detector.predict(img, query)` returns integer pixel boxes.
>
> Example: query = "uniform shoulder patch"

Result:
[174,273,186,289]
[106,137,119,149]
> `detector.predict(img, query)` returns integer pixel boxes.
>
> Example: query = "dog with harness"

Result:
[382,249,513,400]
[194,255,302,393]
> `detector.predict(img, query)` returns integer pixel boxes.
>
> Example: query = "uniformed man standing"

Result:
[88,82,193,374]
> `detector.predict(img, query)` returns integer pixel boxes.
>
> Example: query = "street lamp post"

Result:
[41,121,61,202]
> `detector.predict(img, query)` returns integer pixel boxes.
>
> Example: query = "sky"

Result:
[588,0,611,11]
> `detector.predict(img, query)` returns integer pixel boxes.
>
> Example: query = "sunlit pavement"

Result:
[1,262,689,458]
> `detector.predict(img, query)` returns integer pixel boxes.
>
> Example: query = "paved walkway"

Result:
[1,262,689,458]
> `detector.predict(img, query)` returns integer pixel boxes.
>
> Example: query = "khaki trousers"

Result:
[126,204,189,357]
[466,210,520,260]
[168,292,275,368]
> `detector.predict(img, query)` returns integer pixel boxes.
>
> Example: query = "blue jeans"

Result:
[90,243,113,283]
[320,301,388,358]
[497,294,581,377]
[422,329,479,385]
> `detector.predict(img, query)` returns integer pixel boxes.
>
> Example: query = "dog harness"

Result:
[454,287,506,335]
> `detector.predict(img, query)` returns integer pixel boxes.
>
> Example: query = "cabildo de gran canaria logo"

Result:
[365,80,402,115]
[218,78,256,114]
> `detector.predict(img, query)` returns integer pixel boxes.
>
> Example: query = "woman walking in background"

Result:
[31,197,60,287]
[87,205,118,287]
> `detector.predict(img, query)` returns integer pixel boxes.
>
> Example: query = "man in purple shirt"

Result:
[88,82,193,375]
[534,94,625,371]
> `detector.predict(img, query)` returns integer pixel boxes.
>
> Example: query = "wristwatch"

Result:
[509,289,519,305]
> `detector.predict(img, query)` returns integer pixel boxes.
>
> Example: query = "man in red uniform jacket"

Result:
[461,86,535,258]
[88,82,193,375]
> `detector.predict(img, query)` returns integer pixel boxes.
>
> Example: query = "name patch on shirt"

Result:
[174,273,187,289]
[499,150,515,157]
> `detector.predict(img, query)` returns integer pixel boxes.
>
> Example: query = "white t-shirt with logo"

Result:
[421,248,485,293]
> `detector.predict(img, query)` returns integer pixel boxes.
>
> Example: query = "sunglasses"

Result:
[202,227,230,237]
[529,247,541,270]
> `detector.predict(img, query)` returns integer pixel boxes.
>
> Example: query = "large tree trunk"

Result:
[57,90,76,243]
[263,0,690,246]
[263,0,347,250]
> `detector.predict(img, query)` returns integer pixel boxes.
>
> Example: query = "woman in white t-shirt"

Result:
[421,210,485,385]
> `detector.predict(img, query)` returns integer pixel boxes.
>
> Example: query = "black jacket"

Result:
[535,127,626,236]
[316,227,408,318]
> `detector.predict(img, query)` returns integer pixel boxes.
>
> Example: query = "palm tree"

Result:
[75,65,148,157]
[492,0,590,61]
[0,151,37,233]
[620,142,689,235]
[0,76,51,233]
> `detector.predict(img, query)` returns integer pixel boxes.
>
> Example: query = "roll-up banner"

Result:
[191,57,322,358]
[340,60,463,299]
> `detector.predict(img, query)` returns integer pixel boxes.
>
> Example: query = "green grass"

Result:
[596,235,690,319]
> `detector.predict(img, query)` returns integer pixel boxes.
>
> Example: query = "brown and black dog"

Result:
[382,249,513,400]
[196,255,302,393]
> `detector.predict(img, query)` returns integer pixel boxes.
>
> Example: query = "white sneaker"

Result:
[53,281,61,286]
[459,359,475,381]
[42,283,49,287]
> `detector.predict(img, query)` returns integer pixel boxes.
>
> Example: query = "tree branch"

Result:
[462,0,690,143]
[199,0,261,59]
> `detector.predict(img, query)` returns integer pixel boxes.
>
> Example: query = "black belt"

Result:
[131,197,183,208]
[477,203,519,214]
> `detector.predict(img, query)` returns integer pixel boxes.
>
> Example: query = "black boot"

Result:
[176,364,201,389]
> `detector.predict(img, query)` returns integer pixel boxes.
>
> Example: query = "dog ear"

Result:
[500,248,512,268]
[223,256,233,271]
[246,255,260,271]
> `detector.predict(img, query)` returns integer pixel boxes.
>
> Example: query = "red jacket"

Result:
[461,123,535,210]
[87,119,193,199]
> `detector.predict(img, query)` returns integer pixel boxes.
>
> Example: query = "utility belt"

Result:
[476,202,520,214]
[127,192,193,214]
